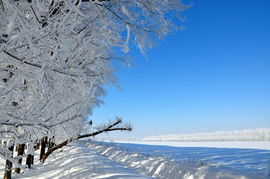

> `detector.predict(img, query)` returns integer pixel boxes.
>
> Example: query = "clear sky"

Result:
[90,0,270,138]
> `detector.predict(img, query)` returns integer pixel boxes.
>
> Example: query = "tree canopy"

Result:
[0,0,186,169]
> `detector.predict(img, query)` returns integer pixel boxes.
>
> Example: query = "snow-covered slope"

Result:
[1,141,269,179]
[103,141,270,176]
[84,141,269,179]
[0,143,152,179]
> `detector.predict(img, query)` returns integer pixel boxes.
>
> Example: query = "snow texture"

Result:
[1,140,269,178]
[103,140,270,176]
[83,140,269,179]
[0,143,153,179]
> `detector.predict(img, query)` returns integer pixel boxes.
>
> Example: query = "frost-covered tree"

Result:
[0,0,186,175]
[144,128,270,142]
[0,0,112,158]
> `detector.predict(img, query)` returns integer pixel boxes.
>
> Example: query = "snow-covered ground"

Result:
[1,140,269,179]
[111,140,270,150]
[112,141,270,174]
[0,143,152,179]
[87,142,270,179]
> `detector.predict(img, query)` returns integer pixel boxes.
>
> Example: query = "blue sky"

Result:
[91,0,270,138]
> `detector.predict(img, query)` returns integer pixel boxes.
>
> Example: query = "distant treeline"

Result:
[144,128,270,142]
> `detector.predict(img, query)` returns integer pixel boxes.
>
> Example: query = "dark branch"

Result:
[41,119,131,163]
[30,5,41,23]
[3,50,101,78]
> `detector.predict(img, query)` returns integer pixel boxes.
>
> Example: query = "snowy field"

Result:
[0,140,269,179]
[112,140,270,150]
[93,140,270,177]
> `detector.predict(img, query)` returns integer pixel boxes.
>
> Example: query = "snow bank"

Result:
[110,141,270,175]
[0,143,152,179]
[83,141,268,179]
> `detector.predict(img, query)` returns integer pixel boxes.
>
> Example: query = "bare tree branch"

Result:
[41,118,131,163]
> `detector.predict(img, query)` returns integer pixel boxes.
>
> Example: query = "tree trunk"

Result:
[48,137,55,150]
[3,145,14,179]
[31,155,34,165]
[36,142,40,150]
[39,137,48,161]
[26,154,34,168]
[15,144,25,174]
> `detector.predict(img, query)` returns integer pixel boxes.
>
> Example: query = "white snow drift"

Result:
[83,140,268,179]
